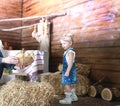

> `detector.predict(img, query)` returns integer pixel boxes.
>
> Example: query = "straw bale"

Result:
[40,72,52,82]
[0,80,55,106]
[58,63,63,72]
[74,74,90,96]
[58,63,91,76]
[40,72,90,96]
[49,72,64,95]
[40,72,64,95]
[76,63,91,76]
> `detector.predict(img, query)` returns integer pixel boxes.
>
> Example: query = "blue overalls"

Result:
[62,48,77,85]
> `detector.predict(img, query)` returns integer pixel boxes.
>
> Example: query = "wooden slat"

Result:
[90,70,120,84]
[27,0,120,88]
[75,58,120,66]
[0,0,120,88]
[0,0,22,49]
[92,64,120,72]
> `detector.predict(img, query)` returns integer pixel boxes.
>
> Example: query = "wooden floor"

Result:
[52,96,120,106]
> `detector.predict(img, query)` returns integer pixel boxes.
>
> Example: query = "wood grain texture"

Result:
[0,0,120,88]
[0,0,22,49]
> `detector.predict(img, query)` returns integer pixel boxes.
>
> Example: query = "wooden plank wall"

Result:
[22,0,71,49]
[0,0,22,49]
[0,0,120,88]
[34,0,120,88]
[20,0,120,88]
[28,0,120,88]
[22,0,38,50]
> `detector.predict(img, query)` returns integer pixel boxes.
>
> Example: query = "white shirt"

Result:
[64,48,75,65]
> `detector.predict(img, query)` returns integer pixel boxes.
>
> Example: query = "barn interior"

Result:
[0,0,120,106]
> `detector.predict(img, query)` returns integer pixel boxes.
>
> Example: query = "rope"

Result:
[0,12,67,22]
[0,12,67,31]
[0,23,38,31]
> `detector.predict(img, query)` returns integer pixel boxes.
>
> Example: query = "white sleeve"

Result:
[66,50,75,64]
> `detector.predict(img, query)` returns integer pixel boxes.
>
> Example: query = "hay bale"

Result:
[49,72,64,95]
[74,74,90,96]
[76,63,91,76]
[40,72,52,82]
[58,63,63,72]
[58,63,91,76]
[0,80,55,106]
[40,72,64,95]
[40,72,90,96]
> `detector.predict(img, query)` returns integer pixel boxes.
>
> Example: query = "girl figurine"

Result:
[59,33,78,104]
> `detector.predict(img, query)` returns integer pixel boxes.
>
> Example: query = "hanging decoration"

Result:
[32,18,50,51]
[0,12,67,52]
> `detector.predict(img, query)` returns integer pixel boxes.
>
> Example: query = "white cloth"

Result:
[22,50,44,82]
[64,48,75,65]
[0,40,7,57]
